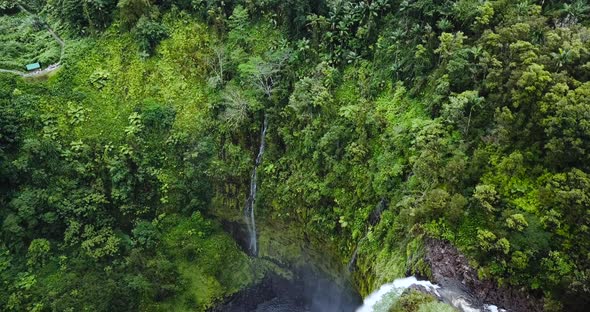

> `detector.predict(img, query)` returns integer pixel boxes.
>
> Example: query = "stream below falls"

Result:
[214,271,507,312]
[218,216,508,311]
[213,268,361,312]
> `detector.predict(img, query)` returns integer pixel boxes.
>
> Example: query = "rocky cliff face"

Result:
[424,239,543,312]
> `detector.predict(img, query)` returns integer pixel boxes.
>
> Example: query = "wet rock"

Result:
[424,239,543,312]
[212,267,361,312]
[211,272,298,312]
[406,284,441,299]
[220,219,254,256]
[369,198,388,226]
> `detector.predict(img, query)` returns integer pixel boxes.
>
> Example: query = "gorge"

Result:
[1,1,589,311]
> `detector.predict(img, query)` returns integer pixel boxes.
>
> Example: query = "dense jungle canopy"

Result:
[1,1,590,311]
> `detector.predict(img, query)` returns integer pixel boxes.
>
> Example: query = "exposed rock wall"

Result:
[424,239,543,312]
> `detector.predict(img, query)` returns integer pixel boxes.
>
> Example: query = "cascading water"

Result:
[356,277,506,312]
[356,277,440,312]
[244,115,269,256]
[347,236,365,272]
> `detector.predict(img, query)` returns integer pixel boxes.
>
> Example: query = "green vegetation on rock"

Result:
[2,0,590,311]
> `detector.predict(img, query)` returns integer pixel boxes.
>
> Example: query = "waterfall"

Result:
[356,277,439,312]
[356,277,506,312]
[347,244,360,272]
[244,115,269,256]
[348,235,367,272]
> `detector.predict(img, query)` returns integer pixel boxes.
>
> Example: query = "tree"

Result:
[0,0,17,11]
[220,85,254,130]
[83,0,118,31]
[559,0,590,25]
[440,90,484,135]
[473,184,498,213]
[477,228,497,251]
[287,64,334,122]
[506,213,528,232]
[0,97,22,153]
[206,45,228,88]
[541,82,590,168]
[238,49,291,99]
[26,239,50,267]
[134,16,168,56]
[117,0,152,30]
[132,221,160,249]
[45,0,117,33]
[80,225,121,259]
[512,63,552,109]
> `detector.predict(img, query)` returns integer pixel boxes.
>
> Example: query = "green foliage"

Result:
[132,220,160,249]
[26,239,50,267]
[158,213,255,310]
[473,184,498,213]
[506,213,528,232]
[134,16,168,56]
[0,0,17,11]
[370,287,456,312]
[140,99,176,132]
[0,13,61,70]
[0,13,244,310]
[3,1,590,311]
[477,229,497,252]
[45,0,117,33]
[117,0,153,30]
[417,301,457,312]
[80,226,121,259]
[0,79,24,153]
[388,290,437,312]
[541,82,590,168]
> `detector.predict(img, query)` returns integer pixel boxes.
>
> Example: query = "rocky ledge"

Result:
[424,239,543,312]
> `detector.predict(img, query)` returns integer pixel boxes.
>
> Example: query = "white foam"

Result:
[356,277,440,312]
[484,304,506,312]
[452,298,480,312]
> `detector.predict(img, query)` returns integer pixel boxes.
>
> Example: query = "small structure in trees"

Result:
[26,62,41,71]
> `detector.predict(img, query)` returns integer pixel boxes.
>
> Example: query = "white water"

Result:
[484,305,506,312]
[356,277,506,312]
[244,115,269,256]
[356,277,440,312]
[347,244,360,272]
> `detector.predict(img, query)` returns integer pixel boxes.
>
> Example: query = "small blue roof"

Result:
[26,63,41,71]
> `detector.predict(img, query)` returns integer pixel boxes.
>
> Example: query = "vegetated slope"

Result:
[0,12,61,71]
[0,14,259,311]
[1,1,589,311]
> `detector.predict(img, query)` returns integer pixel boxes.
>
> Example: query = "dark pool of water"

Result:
[213,267,362,312]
